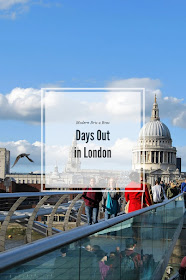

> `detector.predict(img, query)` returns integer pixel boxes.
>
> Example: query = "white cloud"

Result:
[109,138,135,166]
[45,143,69,168]
[0,0,60,19]
[0,140,41,172]
[0,87,41,123]
[0,137,136,173]
[107,78,162,121]
[0,0,29,19]
[107,78,186,129]
[0,139,74,173]
[0,87,142,124]
[1,79,186,129]
[162,97,186,128]
[1,78,186,173]
[67,138,135,170]
[108,77,162,89]
[0,88,104,123]
[104,91,141,122]
[1,136,186,173]
[0,0,28,10]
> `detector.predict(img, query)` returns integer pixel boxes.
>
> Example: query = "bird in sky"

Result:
[12,153,34,168]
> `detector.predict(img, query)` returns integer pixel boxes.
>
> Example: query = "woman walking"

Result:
[102,178,121,220]
[125,172,152,213]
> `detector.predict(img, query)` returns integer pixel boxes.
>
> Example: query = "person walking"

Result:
[102,178,121,220]
[181,179,186,208]
[181,179,186,193]
[121,238,142,280]
[179,256,186,280]
[82,178,102,225]
[125,172,152,213]
[167,182,179,199]
[151,180,164,203]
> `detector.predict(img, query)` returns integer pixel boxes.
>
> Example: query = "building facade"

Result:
[132,96,181,185]
[0,148,10,180]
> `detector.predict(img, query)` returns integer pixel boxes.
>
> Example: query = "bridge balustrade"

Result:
[0,193,185,280]
[0,192,86,252]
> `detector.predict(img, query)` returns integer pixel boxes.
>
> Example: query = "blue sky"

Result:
[0,0,186,172]
[1,0,186,94]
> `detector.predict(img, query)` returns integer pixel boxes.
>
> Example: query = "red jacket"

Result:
[82,187,102,208]
[125,181,152,213]
[181,256,186,268]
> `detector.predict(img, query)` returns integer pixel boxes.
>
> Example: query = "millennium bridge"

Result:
[0,192,185,280]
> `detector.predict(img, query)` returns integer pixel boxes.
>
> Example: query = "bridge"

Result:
[0,192,87,250]
[0,192,185,280]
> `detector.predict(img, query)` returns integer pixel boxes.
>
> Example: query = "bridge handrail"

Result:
[0,192,185,273]
[169,272,179,280]
[0,191,83,198]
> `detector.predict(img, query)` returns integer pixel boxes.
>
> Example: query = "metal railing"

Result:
[0,192,185,277]
[169,272,179,280]
[0,191,85,252]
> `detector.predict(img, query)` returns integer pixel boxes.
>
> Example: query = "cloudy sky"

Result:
[0,0,186,172]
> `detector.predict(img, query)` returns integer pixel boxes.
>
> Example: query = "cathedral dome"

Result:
[132,95,177,181]
[139,95,171,140]
[139,120,171,139]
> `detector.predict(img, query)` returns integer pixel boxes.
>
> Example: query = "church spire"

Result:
[151,94,160,121]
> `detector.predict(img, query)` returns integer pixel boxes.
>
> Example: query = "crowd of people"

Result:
[52,175,186,279]
[53,237,156,280]
[82,177,121,224]
[82,175,186,221]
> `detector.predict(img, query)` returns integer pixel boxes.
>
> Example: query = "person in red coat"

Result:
[125,172,152,213]
[179,256,186,280]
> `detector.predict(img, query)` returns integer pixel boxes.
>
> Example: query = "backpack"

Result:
[122,252,136,272]
[121,252,139,280]
[106,192,118,215]
[168,187,179,199]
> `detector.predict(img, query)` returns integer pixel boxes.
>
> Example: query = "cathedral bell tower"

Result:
[65,138,81,172]
[151,94,160,121]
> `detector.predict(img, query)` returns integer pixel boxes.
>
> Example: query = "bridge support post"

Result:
[0,196,27,252]
[76,201,85,227]
[26,195,50,243]
[63,194,82,231]
[47,194,68,236]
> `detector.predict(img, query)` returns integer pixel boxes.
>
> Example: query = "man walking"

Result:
[152,180,164,203]
[121,238,142,280]
[82,178,102,225]
[167,182,179,199]
[181,179,186,193]
[181,179,186,208]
